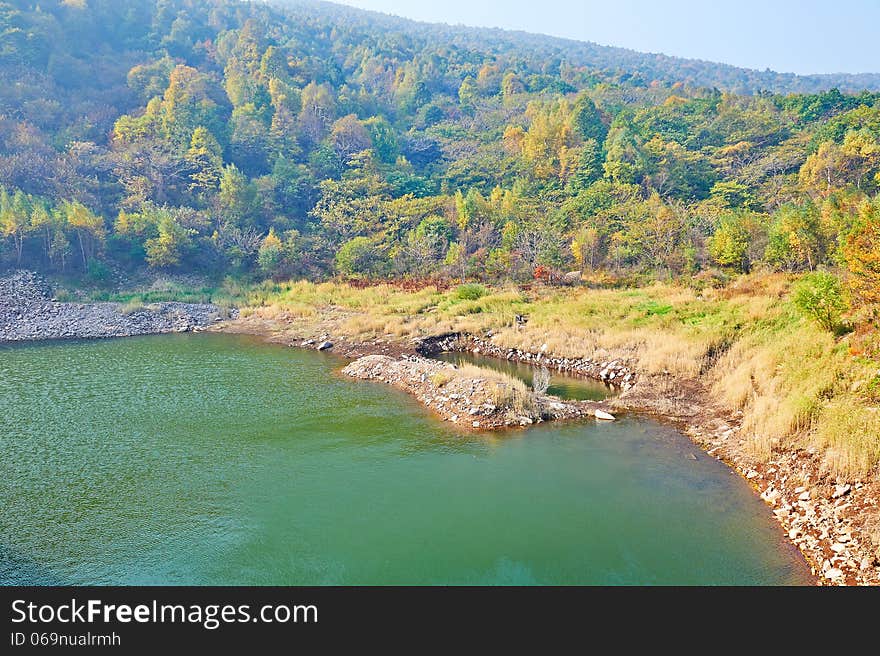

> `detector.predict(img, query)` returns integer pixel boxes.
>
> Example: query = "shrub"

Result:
[792,271,848,333]
[454,283,487,300]
[335,236,384,277]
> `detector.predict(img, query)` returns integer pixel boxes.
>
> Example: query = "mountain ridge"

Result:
[285,0,880,93]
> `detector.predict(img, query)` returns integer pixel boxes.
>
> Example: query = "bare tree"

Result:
[532,367,550,395]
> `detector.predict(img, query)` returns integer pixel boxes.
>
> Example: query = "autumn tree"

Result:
[185,127,224,195]
[298,82,336,145]
[842,198,880,315]
[60,200,105,269]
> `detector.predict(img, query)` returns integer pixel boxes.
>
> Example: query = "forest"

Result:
[1,0,879,342]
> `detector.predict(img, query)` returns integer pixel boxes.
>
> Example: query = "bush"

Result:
[792,271,848,333]
[454,283,487,300]
[336,236,384,277]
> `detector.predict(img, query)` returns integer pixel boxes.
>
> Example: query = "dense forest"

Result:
[0,0,878,319]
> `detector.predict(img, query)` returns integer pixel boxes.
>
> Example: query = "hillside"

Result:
[0,0,878,306]
[288,1,880,95]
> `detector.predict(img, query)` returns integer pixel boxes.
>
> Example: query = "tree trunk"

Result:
[77,230,88,269]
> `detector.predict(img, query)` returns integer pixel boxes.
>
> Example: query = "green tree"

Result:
[335,236,382,276]
[792,271,847,333]
[185,126,224,195]
[61,200,105,269]
[144,213,194,268]
[571,93,607,143]
[765,203,824,271]
[0,188,32,264]
[217,164,258,226]
[458,76,478,110]
[708,210,767,273]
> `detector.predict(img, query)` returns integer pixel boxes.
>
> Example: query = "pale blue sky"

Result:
[334,0,879,75]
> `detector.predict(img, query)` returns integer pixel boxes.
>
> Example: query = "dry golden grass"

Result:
[815,403,880,478]
[453,364,535,416]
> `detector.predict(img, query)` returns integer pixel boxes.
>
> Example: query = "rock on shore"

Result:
[415,332,635,391]
[0,270,227,342]
[342,353,615,429]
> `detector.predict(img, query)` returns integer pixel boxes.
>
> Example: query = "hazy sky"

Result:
[333,0,879,75]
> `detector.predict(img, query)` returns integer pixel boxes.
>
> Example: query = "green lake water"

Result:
[0,333,812,585]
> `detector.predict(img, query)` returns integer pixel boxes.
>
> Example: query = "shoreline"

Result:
[4,266,876,585]
[216,314,880,586]
[0,271,229,343]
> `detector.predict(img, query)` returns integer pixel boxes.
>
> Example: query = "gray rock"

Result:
[0,271,225,343]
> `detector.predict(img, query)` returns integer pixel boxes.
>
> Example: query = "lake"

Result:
[0,333,811,585]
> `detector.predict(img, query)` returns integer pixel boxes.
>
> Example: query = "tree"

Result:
[800,141,848,196]
[145,212,194,268]
[519,99,577,179]
[395,215,451,275]
[268,78,302,159]
[458,76,478,110]
[765,203,824,271]
[61,200,105,269]
[335,236,383,276]
[842,198,880,313]
[257,227,285,278]
[364,116,398,164]
[160,65,227,149]
[298,82,336,145]
[708,210,767,273]
[217,164,257,226]
[0,188,32,264]
[571,225,602,271]
[330,114,372,160]
[229,103,272,174]
[185,127,224,195]
[792,271,847,333]
[571,93,607,143]
[127,56,175,102]
[565,140,604,193]
[501,72,525,102]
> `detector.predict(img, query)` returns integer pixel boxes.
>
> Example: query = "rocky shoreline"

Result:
[342,353,616,429]
[414,332,636,391]
[0,270,228,342]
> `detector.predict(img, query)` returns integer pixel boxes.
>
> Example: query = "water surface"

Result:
[0,334,811,585]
